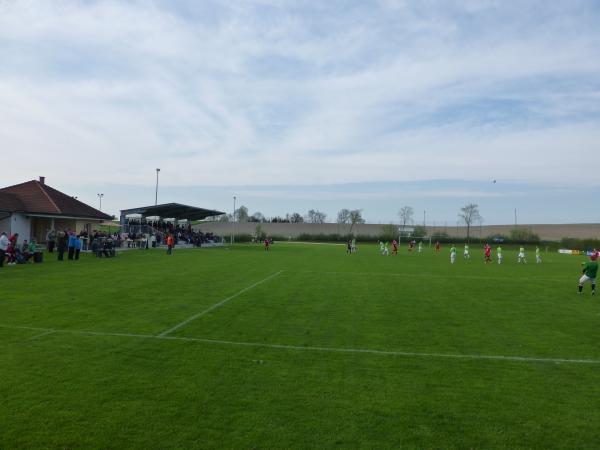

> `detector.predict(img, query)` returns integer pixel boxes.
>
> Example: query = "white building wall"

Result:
[9,213,31,245]
[0,216,10,235]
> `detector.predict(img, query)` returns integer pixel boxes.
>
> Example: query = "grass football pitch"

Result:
[1,243,599,449]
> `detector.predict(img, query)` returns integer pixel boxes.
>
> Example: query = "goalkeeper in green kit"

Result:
[578,253,598,295]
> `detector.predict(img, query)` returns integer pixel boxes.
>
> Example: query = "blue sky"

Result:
[1,0,599,224]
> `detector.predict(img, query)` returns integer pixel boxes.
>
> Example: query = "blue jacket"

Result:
[74,237,82,250]
[68,235,77,248]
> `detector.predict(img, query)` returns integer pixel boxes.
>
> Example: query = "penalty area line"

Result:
[1,324,599,365]
[158,270,283,337]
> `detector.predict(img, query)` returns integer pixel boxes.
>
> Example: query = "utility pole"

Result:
[231,195,237,245]
[514,208,518,227]
[155,168,160,205]
[97,193,104,211]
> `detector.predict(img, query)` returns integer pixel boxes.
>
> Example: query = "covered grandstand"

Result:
[119,203,225,247]
[120,203,224,230]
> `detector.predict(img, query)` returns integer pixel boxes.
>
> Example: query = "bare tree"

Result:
[337,209,351,225]
[348,209,365,235]
[398,206,414,230]
[459,204,482,243]
[306,209,327,224]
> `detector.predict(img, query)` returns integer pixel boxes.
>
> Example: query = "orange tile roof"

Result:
[0,180,112,220]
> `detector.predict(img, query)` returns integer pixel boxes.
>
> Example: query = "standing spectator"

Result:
[6,243,16,265]
[7,233,19,264]
[0,231,8,267]
[46,229,56,253]
[67,232,77,260]
[57,231,67,261]
[9,233,18,249]
[166,234,174,255]
[74,235,82,260]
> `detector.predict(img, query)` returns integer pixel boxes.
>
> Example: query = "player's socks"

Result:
[592,284,596,295]
[579,285,583,293]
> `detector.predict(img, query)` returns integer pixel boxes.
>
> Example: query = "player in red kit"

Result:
[484,244,492,263]
[264,238,270,251]
[392,239,398,255]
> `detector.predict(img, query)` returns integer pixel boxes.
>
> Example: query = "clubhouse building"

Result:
[0,177,112,243]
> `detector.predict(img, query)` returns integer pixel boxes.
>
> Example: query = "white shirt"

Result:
[0,234,9,251]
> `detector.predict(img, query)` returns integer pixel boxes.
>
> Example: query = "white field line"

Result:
[2,324,599,365]
[158,270,283,337]
[295,270,573,283]
[28,330,55,341]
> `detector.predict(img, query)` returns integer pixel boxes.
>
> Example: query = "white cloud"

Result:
[0,0,599,190]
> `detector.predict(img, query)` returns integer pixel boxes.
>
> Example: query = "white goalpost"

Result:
[398,226,432,246]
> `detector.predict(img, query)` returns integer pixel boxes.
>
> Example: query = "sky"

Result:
[1,0,599,224]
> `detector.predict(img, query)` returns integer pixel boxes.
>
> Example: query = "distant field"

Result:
[1,243,599,449]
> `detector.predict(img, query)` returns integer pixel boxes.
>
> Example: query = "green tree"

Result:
[235,205,249,222]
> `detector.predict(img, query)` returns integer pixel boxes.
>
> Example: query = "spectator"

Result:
[0,231,8,267]
[21,240,33,262]
[67,232,77,260]
[57,231,67,261]
[166,234,174,255]
[46,229,56,253]
[6,233,18,265]
[74,235,82,260]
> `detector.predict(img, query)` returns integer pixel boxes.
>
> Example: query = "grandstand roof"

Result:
[120,203,225,221]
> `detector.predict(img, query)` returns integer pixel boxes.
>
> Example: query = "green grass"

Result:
[1,243,599,449]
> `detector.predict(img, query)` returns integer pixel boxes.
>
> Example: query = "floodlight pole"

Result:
[155,168,160,205]
[97,193,104,211]
[231,196,237,245]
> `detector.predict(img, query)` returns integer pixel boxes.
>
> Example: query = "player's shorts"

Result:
[579,275,596,285]
[518,252,525,258]
[450,254,456,262]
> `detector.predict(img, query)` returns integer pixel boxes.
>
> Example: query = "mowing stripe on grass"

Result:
[2,324,599,365]
[158,270,283,337]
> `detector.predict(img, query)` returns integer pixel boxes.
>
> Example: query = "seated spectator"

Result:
[20,239,36,262]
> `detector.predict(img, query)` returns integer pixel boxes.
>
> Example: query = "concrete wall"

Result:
[195,222,600,241]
